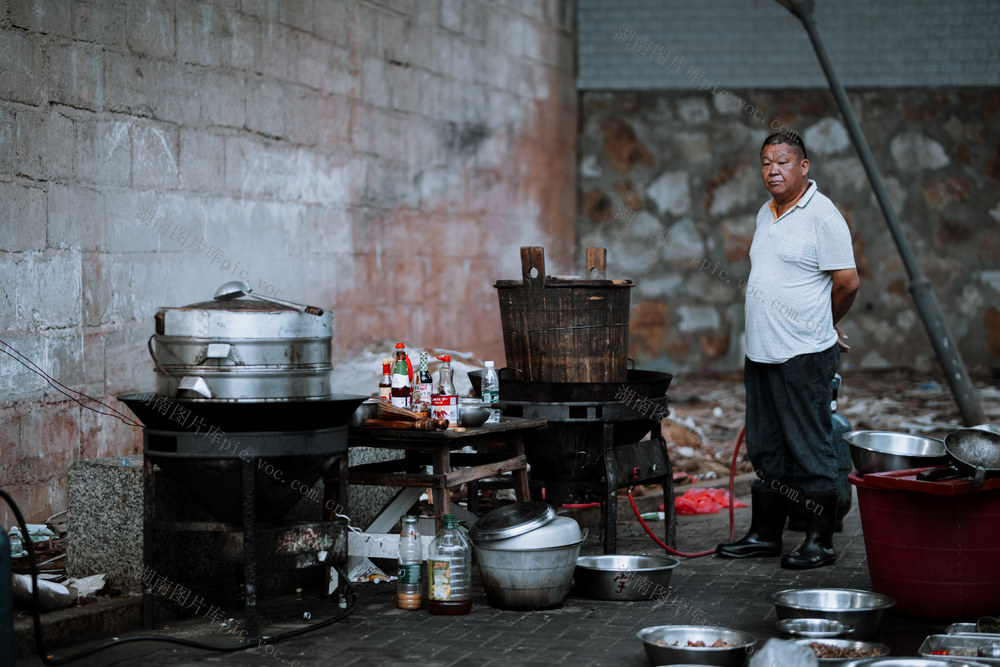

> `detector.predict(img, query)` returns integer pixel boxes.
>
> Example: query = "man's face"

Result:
[760,143,809,200]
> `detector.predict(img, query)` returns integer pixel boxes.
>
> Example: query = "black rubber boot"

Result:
[716,486,787,558]
[781,493,838,569]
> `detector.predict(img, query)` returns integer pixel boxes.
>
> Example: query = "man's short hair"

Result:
[762,132,807,160]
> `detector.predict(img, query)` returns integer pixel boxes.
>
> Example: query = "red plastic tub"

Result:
[850,468,1000,620]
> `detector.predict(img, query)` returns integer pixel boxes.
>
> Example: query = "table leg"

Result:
[512,436,531,503]
[431,447,450,530]
[603,422,617,554]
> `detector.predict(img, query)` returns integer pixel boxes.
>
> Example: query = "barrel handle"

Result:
[627,357,636,370]
[520,246,546,291]
[585,248,607,280]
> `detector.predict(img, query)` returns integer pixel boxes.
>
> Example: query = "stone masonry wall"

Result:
[578,89,1000,376]
[0,0,577,525]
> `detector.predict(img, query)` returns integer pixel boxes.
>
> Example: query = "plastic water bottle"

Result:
[482,361,500,424]
[397,515,422,610]
[426,514,471,615]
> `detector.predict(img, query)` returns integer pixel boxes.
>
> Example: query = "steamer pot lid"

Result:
[170,298,292,312]
[470,501,556,542]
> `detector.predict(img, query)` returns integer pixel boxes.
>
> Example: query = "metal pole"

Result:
[776,0,984,425]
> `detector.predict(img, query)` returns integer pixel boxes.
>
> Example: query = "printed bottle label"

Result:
[398,563,422,584]
[428,560,451,600]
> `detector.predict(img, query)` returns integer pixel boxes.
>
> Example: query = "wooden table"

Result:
[324,417,547,549]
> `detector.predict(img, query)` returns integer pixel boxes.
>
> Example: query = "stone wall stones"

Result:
[578,89,1000,376]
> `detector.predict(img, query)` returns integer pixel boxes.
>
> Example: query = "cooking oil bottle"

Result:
[426,513,471,615]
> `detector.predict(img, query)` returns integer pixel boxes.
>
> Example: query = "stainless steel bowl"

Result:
[575,554,679,601]
[769,588,896,641]
[458,398,490,427]
[842,660,991,667]
[776,618,854,638]
[842,431,947,475]
[636,625,756,666]
[793,638,889,665]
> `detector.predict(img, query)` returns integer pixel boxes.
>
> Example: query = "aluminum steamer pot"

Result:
[150,297,333,401]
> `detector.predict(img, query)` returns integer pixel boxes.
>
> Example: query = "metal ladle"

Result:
[213,280,324,316]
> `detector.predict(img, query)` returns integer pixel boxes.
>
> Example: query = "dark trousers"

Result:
[744,345,839,496]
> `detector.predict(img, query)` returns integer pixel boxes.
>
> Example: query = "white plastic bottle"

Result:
[397,515,422,610]
[482,361,500,423]
[426,514,471,615]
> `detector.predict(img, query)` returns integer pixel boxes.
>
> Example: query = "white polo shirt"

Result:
[745,180,856,364]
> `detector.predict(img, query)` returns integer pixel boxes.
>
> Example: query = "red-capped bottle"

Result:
[378,358,392,401]
[391,343,412,409]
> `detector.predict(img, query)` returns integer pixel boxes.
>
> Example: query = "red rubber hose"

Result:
[628,426,746,558]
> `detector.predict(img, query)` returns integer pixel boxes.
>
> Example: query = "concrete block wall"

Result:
[578,89,1000,375]
[0,0,578,527]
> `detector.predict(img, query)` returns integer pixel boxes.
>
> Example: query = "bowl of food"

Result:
[793,638,889,665]
[776,618,854,639]
[635,625,756,666]
[575,554,679,601]
[769,588,896,641]
[842,430,947,475]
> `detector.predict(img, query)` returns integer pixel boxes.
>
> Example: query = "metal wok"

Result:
[944,428,1000,488]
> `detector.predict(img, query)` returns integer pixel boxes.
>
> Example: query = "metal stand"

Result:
[142,430,348,642]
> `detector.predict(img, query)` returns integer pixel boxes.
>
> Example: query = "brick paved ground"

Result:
[17,492,949,667]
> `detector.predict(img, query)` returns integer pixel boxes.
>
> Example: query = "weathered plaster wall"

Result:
[0,0,577,525]
[578,89,1000,375]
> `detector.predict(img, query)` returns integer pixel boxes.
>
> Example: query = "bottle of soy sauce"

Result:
[390,343,412,409]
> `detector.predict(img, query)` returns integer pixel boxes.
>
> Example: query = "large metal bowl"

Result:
[636,625,756,666]
[793,638,889,665]
[842,431,947,475]
[776,618,854,638]
[574,554,679,601]
[842,660,991,667]
[769,588,896,641]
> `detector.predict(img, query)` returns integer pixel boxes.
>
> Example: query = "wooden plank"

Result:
[442,455,528,487]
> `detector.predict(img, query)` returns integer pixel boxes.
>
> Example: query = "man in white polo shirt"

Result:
[717,132,859,569]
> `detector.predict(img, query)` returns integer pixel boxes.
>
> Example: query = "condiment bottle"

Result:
[431,355,458,429]
[397,515,423,610]
[426,513,471,615]
[415,351,434,408]
[378,358,392,401]
[390,343,412,409]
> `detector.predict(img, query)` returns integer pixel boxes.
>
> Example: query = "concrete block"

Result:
[293,29,335,92]
[71,0,126,46]
[178,129,225,192]
[10,0,72,36]
[440,0,461,33]
[314,0,352,45]
[47,183,106,252]
[131,121,180,190]
[283,85,321,146]
[244,77,287,138]
[175,0,229,67]
[76,118,131,186]
[0,181,46,251]
[14,250,82,329]
[360,56,391,108]
[125,0,175,58]
[257,21,297,80]
[277,0,315,33]
[198,69,245,129]
[15,108,75,181]
[0,335,47,397]
[225,10,260,70]
[45,37,103,111]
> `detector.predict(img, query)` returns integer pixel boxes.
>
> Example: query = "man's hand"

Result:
[835,324,850,353]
